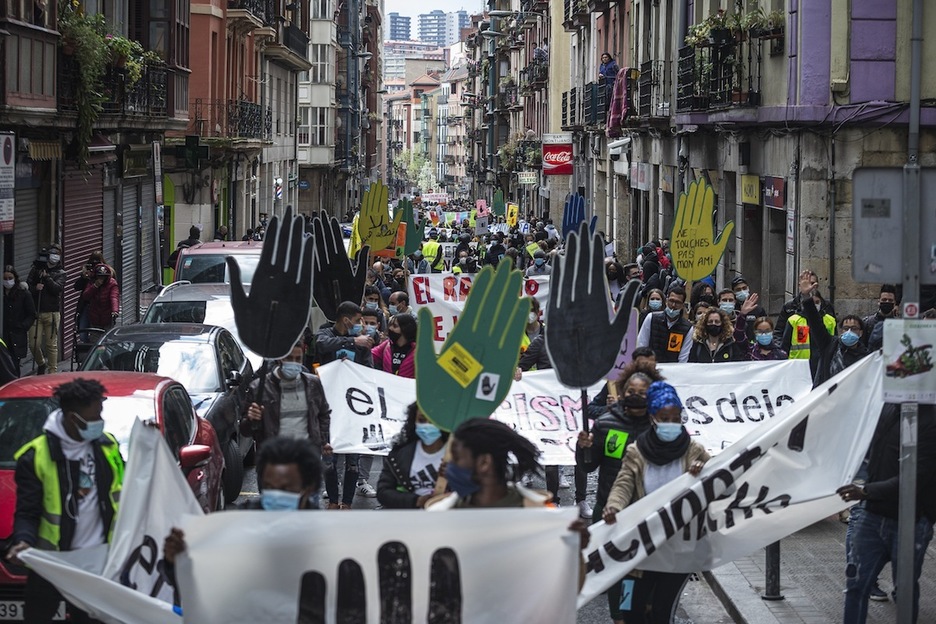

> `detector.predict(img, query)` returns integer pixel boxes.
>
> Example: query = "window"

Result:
[3,0,53,27]
[308,45,332,83]
[298,107,311,144]
[307,107,332,146]
[309,0,331,20]
[162,387,195,458]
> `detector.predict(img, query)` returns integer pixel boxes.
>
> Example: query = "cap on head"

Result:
[428,228,439,239]
[731,276,748,288]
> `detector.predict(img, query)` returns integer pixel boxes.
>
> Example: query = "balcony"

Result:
[496,85,520,111]
[59,56,170,123]
[188,98,272,142]
[637,60,671,119]
[582,82,608,128]
[227,0,273,30]
[561,88,582,130]
[676,39,761,113]
[519,61,548,94]
[518,140,541,168]
[265,24,312,71]
[563,0,589,31]
[587,0,611,13]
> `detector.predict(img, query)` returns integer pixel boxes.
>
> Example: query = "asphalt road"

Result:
[238,459,736,623]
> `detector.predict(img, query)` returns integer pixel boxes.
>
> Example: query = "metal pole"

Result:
[897,0,923,621]
[762,541,784,600]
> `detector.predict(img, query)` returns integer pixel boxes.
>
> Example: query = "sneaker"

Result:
[356,481,377,498]
[869,584,888,602]
[838,509,850,524]
[558,475,571,489]
[577,500,593,519]
[326,502,340,510]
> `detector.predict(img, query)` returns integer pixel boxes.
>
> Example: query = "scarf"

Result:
[636,425,691,466]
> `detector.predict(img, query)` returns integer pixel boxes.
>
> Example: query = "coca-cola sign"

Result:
[542,133,573,176]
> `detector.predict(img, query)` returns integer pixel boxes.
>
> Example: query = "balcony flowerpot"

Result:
[709,28,732,46]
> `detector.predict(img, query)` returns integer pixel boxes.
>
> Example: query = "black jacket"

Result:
[864,403,936,522]
[240,373,331,450]
[14,431,123,549]
[376,440,426,509]
[576,403,651,517]
[314,324,374,367]
[3,284,36,358]
[167,237,200,269]
[812,337,870,387]
[518,329,550,371]
[774,294,835,341]
[26,263,67,313]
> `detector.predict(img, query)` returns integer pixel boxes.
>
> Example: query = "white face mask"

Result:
[48,253,61,264]
[2,279,14,289]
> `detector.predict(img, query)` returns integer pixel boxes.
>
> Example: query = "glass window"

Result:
[308,45,332,83]
[162,387,195,457]
[218,330,247,373]
[175,253,260,284]
[310,0,330,20]
[83,341,222,394]
[0,398,57,468]
[298,107,310,145]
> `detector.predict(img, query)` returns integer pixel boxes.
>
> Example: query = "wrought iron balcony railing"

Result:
[188,98,271,140]
[227,0,273,25]
[58,55,169,119]
[637,60,670,118]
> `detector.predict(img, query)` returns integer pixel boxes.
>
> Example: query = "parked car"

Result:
[0,372,223,621]
[171,240,263,285]
[80,323,253,503]
[139,282,263,370]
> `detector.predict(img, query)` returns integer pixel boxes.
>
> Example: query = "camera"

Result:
[34,251,49,266]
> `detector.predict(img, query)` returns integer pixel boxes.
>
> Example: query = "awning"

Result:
[27,140,62,161]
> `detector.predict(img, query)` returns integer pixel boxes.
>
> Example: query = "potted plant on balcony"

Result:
[498,75,516,91]
[57,0,109,165]
[706,10,732,46]
[763,10,785,38]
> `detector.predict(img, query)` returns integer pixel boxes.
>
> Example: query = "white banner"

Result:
[408,273,550,348]
[577,354,884,607]
[176,508,579,624]
[321,359,813,463]
[21,420,203,623]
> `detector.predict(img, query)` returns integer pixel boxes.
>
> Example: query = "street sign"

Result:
[0,132,14,234]
[298,180,310,190]
[518,171,537,185]
[883,319,936,403]
[852,167,936,284]
[903,302,919,319]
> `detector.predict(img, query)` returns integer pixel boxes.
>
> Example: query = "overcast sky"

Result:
[385,0,485,22]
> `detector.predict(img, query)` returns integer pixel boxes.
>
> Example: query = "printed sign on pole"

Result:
[518,171,538,185]
[0,132,15,234]
[883,319,936,403]
[542,133,573,176]
[670,177,735,281]
[506,203,519,227]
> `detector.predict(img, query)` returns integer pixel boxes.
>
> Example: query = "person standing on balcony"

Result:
[598,52,620,96]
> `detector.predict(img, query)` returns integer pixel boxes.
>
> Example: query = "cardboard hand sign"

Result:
[671,177,735,281]
[311,212,369,322]
[561,193,597,239]
[399,198,427,256]
[492,189,506,218]
[359,180,402,251]
[545,221,641,388]
[415,262,530,431]
[228,206,314,359]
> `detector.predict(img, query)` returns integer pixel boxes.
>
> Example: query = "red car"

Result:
[0,372,224,621]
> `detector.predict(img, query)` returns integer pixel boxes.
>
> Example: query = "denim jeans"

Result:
[843,509,933,623]
[323,453,359,505]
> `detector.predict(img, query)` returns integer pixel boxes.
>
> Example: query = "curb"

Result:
[704,563,781,624]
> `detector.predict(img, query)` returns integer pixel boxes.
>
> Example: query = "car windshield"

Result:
[176,254,259,285]
[83,342,221,394]
[0,397,154,466]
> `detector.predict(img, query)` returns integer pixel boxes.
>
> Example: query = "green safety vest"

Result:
[15,432,123,550]
[786,313,836,360]
[422,240,444,270]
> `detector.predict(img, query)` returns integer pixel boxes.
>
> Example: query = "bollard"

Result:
[761,541,784,600]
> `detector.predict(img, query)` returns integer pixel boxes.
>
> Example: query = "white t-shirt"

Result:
[50,412,105,550]
[409,444,445,496]
[643,459,683,495]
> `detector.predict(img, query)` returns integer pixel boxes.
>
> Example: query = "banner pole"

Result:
[761,541,784,601]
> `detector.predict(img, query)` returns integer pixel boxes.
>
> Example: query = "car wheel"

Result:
[222,438,245,503]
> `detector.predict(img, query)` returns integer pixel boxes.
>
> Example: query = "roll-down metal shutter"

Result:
[12,188,39,277]
[120,184,140,323]
[140,180,156,291]
[62,165,104,358]
[102,187,117,269]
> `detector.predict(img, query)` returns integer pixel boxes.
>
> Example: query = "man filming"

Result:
[27,244,66,374]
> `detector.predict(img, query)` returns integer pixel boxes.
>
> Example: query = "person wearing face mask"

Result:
[360,307,385,342]
[860,284,899,351]
[376,403,449,508]
[688,308,747,363]
[637,285,693,363]
[638,288,665,326]
[452,250,478,275]
[577,365,664,624]
[3,265,36,377]
[603,382,709,624]
[79,264,121,331]
[372,313,417,378]
[7,378,123,623]
[388,291,415,317]
[731,276,767,341]
[689,280,716,311]
[406,250,430,275]
[811,314,870,388]
[315,301,374,366]
[27,243,67,374]
[780,273,838,379]
[524,249,552,277]
[748,317,788,361]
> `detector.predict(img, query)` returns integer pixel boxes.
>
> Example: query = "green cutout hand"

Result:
[492,189,506,217]
[359,180,401,251]
[415,262,530,432]
[398,198,427,256]
[670,177,735,281]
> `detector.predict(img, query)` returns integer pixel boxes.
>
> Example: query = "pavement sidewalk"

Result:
[705,515,936,624]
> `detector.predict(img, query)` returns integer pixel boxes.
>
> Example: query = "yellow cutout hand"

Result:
[671,178,734,281]
[359,180,402,251]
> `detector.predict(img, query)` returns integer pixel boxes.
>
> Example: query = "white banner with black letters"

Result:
[20,419,203,623]
[175,508,580,624]
[320,359,813,462]
[577,353,884,607]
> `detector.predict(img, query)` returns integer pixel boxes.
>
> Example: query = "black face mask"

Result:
[621,394,648,410]
[700,294,716,305]
[705,324,722,337]
[879,302,895,315]
[387,330,402,343]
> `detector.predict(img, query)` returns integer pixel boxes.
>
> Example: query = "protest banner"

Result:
[506,202,519,227]
[176,508,579,624]
[577,354,883,607]
[408,273,550,348]
[320,359,813,463]
[670,177,735,281]
[21,420,201,623]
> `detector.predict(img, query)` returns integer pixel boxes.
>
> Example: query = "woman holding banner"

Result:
[603,382,709,624]
[376,402,448,508]
[576,363,663,624]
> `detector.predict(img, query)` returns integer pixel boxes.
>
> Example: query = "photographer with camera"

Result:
[27,244,67,374]
[73,251,115,331]
[79,265,120,332]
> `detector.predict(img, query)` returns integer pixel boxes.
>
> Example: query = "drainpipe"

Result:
[828,137,835,306]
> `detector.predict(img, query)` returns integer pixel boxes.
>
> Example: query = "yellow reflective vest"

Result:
[421,240,444,271]
[787,313,836,360]
[14,432,123,550]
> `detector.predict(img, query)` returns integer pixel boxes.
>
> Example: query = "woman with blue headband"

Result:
[602,381,710,624]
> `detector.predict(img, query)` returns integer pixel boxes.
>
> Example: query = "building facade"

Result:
[387,12,411,41]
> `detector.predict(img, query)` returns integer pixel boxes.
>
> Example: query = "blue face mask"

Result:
[841,330,860,347]
[280,362,303,380]
[654,422,683,443]
[73,412,105,441]
[534,258,545,267]
[755,332,773,346]
[719,302,735,315]
[735,289,749,302]
[415,422,442,445]
[260,489,302,511]
[364,301,379,310]
[350,323,362,335]
[445,462,480,498]
[664,306,681,319]
[648,299,663,311]
[365,326,378,338]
